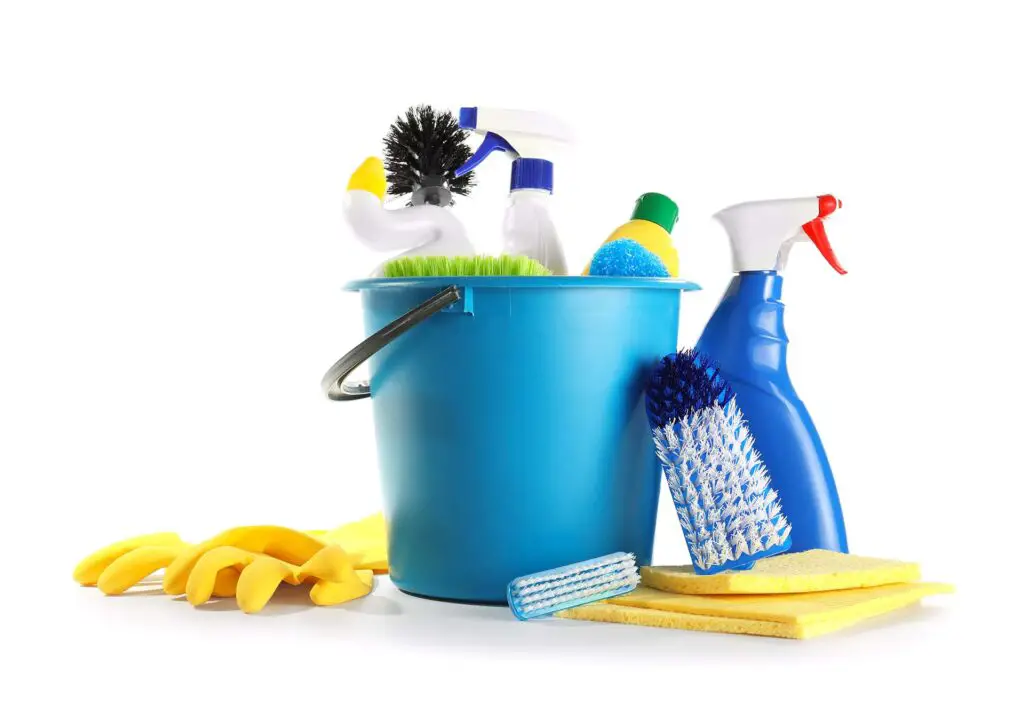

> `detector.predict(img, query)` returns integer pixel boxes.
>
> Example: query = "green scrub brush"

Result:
[381,254,552,278]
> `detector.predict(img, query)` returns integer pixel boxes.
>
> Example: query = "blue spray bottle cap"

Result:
[454,107,567,193]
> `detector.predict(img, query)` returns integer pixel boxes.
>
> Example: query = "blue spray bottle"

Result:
[695,195,849,553]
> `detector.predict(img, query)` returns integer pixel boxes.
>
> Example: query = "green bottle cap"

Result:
[631,192,679,233]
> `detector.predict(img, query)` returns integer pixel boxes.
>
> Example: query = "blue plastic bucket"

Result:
[322,276,698,602]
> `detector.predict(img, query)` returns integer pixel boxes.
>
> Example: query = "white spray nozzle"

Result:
[454,107,571,193]
[714,195,846,274]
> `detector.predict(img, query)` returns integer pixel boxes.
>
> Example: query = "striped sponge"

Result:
[646,349,792,574]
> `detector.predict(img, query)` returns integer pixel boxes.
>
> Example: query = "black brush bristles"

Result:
[383,105,475,205]
[645,349,736,429]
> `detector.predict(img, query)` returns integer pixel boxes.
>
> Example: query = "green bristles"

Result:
[381,255,553,278]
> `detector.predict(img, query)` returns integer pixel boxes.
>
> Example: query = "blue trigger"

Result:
[455,132,518,177]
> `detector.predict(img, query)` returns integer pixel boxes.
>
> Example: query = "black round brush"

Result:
[383,105,475,207]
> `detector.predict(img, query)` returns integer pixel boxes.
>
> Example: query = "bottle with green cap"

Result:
[584,192,680,276]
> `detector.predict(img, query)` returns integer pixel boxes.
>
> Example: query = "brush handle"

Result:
[321,285,461,401]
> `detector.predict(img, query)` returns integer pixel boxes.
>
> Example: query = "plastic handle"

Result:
[801,219,845,274]
[320,285,462,401]
[454,132,516,178]
[802,195,846,274]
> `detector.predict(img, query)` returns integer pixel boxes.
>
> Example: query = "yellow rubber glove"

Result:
[318,511,388,573]
[74,532,192,595]
[182,541,373,613]
[162,525,377,612]
[74,514,388,612]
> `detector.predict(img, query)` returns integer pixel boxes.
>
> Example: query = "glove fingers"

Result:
[74,533,183,586]
[186,547,254,606]
[164,529,263,595]
[235,556,295,614]
[164,526,324,595]
[165,544,213,596]
[298,544,354,583]
[309,570,374,607]
[96,545,183,595]
[212,567,241,598]
[258,528,327,567]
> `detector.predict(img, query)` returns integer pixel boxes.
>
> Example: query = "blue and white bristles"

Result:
[507,552,640,621]
[645,349,793,575]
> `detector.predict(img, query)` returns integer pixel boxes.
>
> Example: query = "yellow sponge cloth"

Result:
[642,550,920,595]
[557,582,953,639]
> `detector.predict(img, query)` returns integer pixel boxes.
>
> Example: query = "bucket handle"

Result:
[320,285,462,401]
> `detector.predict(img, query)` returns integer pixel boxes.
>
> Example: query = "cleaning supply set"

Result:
[315,104,700,603]
[75,103,950,637]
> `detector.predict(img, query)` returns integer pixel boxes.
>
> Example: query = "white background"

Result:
[1,1,1019,717]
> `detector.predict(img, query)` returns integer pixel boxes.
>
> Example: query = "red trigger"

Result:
[802,217,847,274]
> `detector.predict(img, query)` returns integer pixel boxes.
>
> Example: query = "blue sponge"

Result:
[589,239,670,278]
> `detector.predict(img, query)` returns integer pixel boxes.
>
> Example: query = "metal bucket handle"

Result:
[320,285,461,401]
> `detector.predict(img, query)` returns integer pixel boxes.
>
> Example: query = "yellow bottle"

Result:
[585,192,680,276]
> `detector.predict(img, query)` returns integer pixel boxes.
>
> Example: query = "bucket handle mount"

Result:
[320,285,462,401]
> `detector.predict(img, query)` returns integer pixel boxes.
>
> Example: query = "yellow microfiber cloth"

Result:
[557,582,953,639]
[641,549,920,595]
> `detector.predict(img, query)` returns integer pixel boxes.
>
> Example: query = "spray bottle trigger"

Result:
[455,132,517,178]
[801,218,847,274]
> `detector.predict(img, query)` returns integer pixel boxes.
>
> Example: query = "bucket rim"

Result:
[343,276,702,292]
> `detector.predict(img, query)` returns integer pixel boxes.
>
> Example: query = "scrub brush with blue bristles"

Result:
[645,349,793,575]
[507,552,640,620]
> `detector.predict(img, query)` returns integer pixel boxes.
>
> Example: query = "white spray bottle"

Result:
[454,107,570,275]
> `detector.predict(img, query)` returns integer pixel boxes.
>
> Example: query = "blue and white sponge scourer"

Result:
[589,238,670,278]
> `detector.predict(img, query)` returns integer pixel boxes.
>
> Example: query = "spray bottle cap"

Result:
[713,194,846,274]
[454,107,570,193]
[632,193,679,233]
